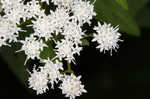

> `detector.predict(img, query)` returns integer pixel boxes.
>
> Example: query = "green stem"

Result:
[67,61,71,72]
[63,61,74,74]
[38,0,43,7]
[83,34,93,38]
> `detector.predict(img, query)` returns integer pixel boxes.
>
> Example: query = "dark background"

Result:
[0,2,150,99]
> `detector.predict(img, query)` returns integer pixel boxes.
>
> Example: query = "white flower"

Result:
[32,15,53,41]
[28,59,63,94]
[0,16,21,46]
[1,0,27,23]
[42,58,63,88]
[59,74,87,99]
[26,0,44,19]
[62,22,84,44]
[28,66,49,95]
[18,35,47,64]
[55,39,82,63]
[49,7,70,35]
[92,22,122,54]
[72,0,96,25]
[1,0,22,13]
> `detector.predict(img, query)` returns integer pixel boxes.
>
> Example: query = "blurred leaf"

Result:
[0,43,27,85]
[81,39,90,46]
[136,5,150,28]
[115,0,128,9]
[92,0,140,36]
[127,0,150,16]
[40,41,56,59]
[127,0,150,28]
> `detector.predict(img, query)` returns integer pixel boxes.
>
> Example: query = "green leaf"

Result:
[127,0,150,28]
[81,39,90,46]
[40,41,56,59]
[92,0,140,36]
[115,0,128,10]
[136,5,150,28]
[127,0,150,16]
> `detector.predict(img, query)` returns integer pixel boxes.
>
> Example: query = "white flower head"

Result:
[72,0,96,25]
[42,58,63,88]
[59,74,87,99]
[28,66,49,95]
[26,0,44,18]
[18,35,47,64]
[92,22,122,54]
[0,16,21,46]
[32,15,53,41]
[55,39,82,63]
[1,0,28,23]
[49,7,70,35]
[1,0,22,13]
[62,22,84,44]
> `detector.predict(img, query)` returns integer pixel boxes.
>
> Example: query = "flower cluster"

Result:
[0,0,122,99]
[28,59,63,94]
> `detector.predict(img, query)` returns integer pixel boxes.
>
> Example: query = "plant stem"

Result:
[64,61,74,74]
[67,61,71,72]
[83,34,93,38]
[38,0,43,7]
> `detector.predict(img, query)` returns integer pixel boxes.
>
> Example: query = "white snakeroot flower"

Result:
[62,22,84,44]
[55,39,82,63]
[26,0,44,18]
[92,22,122,54]
[72,0,96,25]
[42,58,63,88]
[0,16,21,46]
[32,15,53,41]
[18,35,47,64]
[28,66,49,95]
[49,8,70,35]
[1,0,22,13]
[1,0,28,22]
[59,74,87,99]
